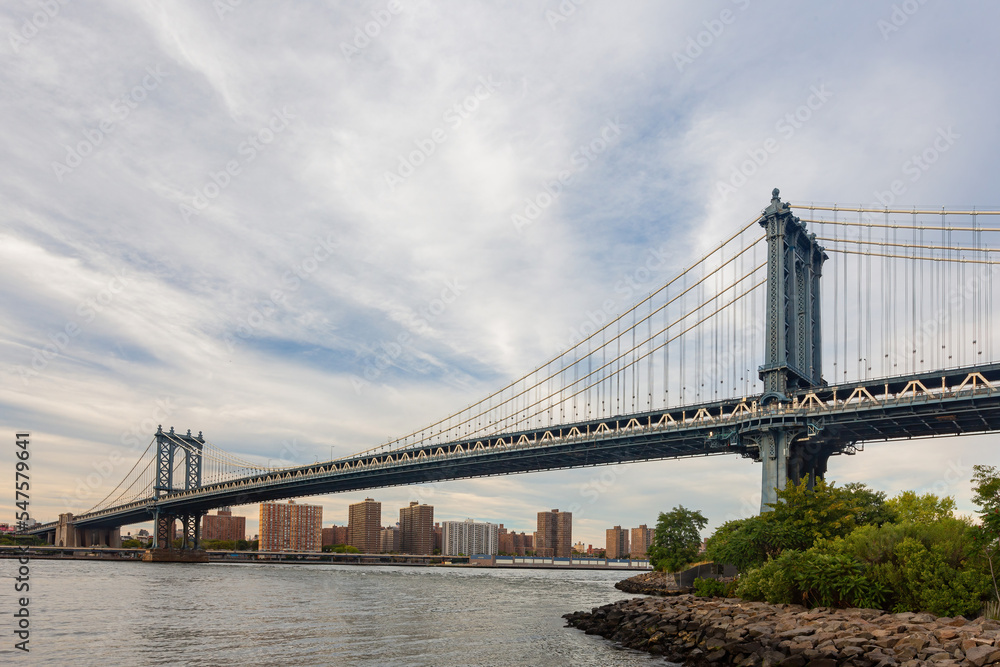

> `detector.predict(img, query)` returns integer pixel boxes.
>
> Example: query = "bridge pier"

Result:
[145,510,208,561]
[758,430,790,509]
[755,189,831,512]
[55,513,77,547]
[80,527,121,548]
[144,426,209,561]
[53,513,120,548]
[758,430,838,508]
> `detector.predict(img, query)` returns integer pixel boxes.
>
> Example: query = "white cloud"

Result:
[3,1,1000,549]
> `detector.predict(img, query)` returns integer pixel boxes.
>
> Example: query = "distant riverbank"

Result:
[0,546,652,570]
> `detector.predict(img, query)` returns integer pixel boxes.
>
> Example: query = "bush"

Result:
[693,577,730,597]
[736,549,886,608]
[711,471,998,615]
[705,517,778,572]
[735,551,801,604]
[735,519,990,614]
[884,537,989,617]
[792,550,889,609]
[707,480,876,573]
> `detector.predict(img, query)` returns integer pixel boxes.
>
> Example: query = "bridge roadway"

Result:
[25,362,1000,534]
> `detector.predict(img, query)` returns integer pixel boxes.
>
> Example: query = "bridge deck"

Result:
[24,363,1000,533]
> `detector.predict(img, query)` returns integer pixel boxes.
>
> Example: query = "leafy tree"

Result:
[842,482,896,526]
[885,490,956,524]
[705,517,783,571]
[765,479,859,548]
[647,505,708,573]
[973,465,1000,513]
[972,464,1000,601]
[121,539,144,548]
[709,481,887,572]
[202,539,237,551]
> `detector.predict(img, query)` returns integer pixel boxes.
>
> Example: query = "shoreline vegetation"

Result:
[563,466,1000,664]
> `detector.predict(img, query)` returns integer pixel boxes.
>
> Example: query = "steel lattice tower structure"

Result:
[153,426,205,550]
[750,188,841,509]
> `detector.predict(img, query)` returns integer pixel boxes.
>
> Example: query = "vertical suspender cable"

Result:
[833,212,839,381]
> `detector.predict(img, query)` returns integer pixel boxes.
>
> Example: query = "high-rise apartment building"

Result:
[514,531,533,555]
[499,525,512,554]
[535,509,572,558]
[348,498,381,554]
[380,526,401,553]
[259,500,322,552]
[321,525,349,547]
[202,507,246,541]
[606,525,629,559]
[433,522,442,553]
[442,519,499,556]
[630,525,654,559]
[498,525,534,556]
[399,502,434,555]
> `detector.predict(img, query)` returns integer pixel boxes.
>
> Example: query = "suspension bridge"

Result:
[21,189,1000,555]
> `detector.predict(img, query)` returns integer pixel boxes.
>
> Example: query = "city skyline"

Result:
[175,497,660,551]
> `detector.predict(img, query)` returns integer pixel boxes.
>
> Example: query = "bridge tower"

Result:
[152,426,205,550]
[751,189,839,510]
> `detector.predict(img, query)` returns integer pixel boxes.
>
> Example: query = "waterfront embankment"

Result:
[565,593,1000,666]
[614,569,689,596]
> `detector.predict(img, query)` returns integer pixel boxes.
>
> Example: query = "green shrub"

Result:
[708,480,876,573]
[735,551,802,604]
[736,520,990,614]
[693,577,729,597]
[885,537,989,617]
[713,471,998,615]
[791,550,889,609]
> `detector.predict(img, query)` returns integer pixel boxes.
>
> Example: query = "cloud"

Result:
[2,1,1000,549]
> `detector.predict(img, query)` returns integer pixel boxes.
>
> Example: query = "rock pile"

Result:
[614,570,686,596]
[564,594,1000,666]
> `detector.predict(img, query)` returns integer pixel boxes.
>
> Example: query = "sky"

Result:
[2,1,999,548]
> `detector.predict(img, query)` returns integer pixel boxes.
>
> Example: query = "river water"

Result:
[2,560,676,666]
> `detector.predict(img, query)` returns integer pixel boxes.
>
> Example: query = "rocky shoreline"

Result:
[564,594,1000,666]
[614,570,688,596]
